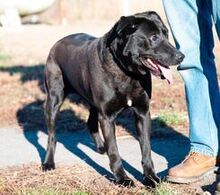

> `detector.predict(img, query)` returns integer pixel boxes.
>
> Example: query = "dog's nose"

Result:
[175,52,185,63]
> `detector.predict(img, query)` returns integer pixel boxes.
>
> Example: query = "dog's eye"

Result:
[150,34,159,42]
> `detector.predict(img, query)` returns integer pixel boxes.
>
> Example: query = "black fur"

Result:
[42,11,184,187]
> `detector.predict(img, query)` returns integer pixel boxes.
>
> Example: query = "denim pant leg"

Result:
[212,0,220,38]
[210,0,220,151]
[162,0,220,156]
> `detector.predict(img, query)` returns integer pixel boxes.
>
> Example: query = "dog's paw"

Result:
[97,146,106,154]
[116,178,135,187]
[144,174,160,188]
[42,163,55,171]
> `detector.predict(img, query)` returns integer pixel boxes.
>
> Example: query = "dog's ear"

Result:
[116,16,136,34]
[135,11,168,37]
[105,15,137,48]
[106,13,147,45]
[116,11,168,36]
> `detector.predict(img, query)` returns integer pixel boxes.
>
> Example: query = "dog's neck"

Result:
[108,42,144,81]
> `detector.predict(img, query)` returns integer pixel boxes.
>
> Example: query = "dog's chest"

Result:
[127,99,132,107]
[103,82,146,117]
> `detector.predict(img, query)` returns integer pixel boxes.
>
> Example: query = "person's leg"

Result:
[209,0,220,193]
[163,0,219,156]
[211,0,220,39]
[208,0,220,135]
[162,0,220,183]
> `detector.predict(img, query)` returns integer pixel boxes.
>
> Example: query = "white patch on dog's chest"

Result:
[127,99,132,107]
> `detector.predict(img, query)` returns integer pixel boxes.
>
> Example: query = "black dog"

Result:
[43,11,184,187]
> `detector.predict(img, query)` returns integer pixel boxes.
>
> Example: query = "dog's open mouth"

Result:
[140,58,173,84]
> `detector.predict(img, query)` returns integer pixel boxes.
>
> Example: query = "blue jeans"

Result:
[162,0,220,156]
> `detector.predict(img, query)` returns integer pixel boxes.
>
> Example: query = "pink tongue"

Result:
[158,65,173,84]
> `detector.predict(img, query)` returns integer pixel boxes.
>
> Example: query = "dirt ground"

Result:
[0,24,220,195]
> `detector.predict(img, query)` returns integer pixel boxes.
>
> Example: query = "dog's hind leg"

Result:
[42,60,65,171]
[87,106,106,154]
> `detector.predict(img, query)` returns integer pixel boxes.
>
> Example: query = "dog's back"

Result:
[45,33,100,102]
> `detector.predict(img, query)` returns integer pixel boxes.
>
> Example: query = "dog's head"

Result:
[106,11,184,84]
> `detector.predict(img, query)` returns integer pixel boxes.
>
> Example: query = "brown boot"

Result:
[215,182,220,195]
[167,152,219,184]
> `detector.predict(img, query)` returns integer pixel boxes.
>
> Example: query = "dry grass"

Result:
[0,163,205,195]
[0,164,151,195]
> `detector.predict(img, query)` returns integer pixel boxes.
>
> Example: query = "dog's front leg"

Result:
[134,110,160,187]
[98,114,134,186]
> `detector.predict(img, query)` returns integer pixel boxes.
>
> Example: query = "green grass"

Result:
[16,188,89,195]
[0,53,10,60]
[156,111,186,126]
[153,182,178,195]
[73,192,89,195]
[135,182,178,195]
[0,53,11,67]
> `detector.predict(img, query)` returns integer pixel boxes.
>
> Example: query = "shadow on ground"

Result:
[16,98,190,182]
[3,64,214,189]
[0,64,45,91]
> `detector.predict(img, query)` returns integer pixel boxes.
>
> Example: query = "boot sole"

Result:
[166,167,218,184]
